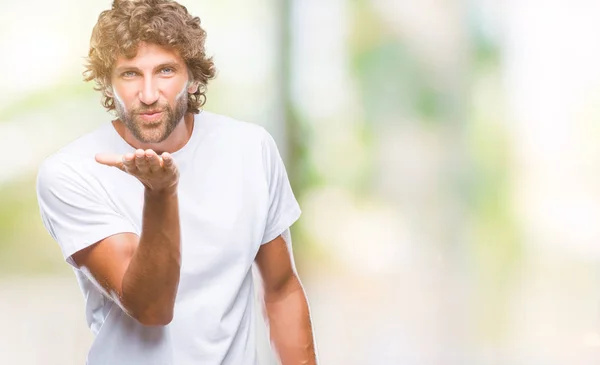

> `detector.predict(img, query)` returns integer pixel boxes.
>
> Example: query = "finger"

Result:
[134,149,150,174]
[122,152,136,172]
[95,153,124,170]
[145,149,161,172]
[162,152,178,175]
[161,152,174,170]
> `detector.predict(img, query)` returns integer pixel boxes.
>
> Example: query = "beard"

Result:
[114,89,188,144]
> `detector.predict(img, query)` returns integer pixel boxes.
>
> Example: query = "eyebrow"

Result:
[114,61,182,75]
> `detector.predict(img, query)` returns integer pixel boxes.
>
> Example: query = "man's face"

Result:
[110,42,193,144]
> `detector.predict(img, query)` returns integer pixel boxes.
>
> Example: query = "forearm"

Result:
[122,187,181,325]
[265,277,317,365]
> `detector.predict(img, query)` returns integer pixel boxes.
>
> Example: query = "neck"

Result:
[113,112,195,154]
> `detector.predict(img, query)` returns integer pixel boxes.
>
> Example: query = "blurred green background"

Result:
[2,0,600,364]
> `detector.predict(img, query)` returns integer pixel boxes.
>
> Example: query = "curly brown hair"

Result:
[83,0,216,114]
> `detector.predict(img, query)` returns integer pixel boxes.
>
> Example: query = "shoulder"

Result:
[41,123,114,166]
[200,112,284,168]
[57,123,116,158]
[199,111,273,146]
[196,111,285,176]
[37,124,115,193]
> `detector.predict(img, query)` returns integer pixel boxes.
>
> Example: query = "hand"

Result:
[95,149,179,193]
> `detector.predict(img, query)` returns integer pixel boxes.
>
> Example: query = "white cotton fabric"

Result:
[36,111,301,365]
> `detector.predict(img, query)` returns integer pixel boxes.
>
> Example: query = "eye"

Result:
[122,71,138,78]
[160,67,175,74]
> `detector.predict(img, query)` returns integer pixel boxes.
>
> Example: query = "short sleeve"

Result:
[36,158,138,268]
[260,129,302,244]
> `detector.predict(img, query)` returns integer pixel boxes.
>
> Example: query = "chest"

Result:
[101,152,269,275]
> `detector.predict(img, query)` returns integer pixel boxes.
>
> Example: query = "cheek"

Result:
[112,89,131,111]
[112,84,141,110]
[112,89,124,105]
[175,82,188,99]
[163,81,189,105]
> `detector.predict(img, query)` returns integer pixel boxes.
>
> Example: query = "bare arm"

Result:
[255,231,317,364]
[72,149,181,326]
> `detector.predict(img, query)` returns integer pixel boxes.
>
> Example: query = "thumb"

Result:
[95,153,124,169]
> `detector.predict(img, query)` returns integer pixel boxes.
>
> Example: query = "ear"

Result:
[187,81,200,94]
[105,88,114,98]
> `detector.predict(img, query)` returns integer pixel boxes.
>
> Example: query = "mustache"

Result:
[132,104,169,114]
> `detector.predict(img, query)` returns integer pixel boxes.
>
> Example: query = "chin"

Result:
[131,124,169,144]
[139,131,170,144]
[138,136,164,144]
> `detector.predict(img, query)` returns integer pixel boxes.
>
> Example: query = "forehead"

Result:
[113,42,185,69]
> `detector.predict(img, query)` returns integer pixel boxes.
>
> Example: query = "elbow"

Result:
[131,308,174,326]
[139,313,173,327]
[119,292,176,326]
[264,275,303,303]
[120,293,176,326]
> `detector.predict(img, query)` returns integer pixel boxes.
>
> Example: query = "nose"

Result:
[138,76,160,106]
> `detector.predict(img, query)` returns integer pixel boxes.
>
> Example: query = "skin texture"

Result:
[111,50,190,145]
[73,43,192,326]
[108,42,199,154]
[255,231,318,364]
[79,150,181,326]
[73,42,317,362]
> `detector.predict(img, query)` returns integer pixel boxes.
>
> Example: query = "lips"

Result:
[138,110,164,123]
[139,110,162,116]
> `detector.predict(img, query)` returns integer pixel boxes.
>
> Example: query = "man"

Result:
[35,0,317,364]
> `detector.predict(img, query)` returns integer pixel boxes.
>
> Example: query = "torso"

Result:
[60,111,271,364]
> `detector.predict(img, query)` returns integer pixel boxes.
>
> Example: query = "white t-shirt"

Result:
[36,111,301,365]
